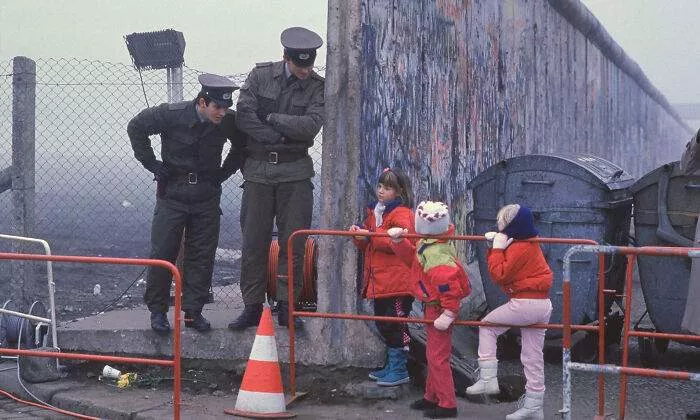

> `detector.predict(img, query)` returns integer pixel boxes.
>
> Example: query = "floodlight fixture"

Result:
[124,29,186,70]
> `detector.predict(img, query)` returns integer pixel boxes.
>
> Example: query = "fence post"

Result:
[11,56,38,307]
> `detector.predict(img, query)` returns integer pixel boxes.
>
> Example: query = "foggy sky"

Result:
[1,1,698,110]
[0,0,328,76]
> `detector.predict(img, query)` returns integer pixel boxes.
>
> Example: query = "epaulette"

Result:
[255,61,273,68]
[167,101,189,111]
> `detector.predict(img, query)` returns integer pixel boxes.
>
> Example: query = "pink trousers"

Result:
[478,298,552,392]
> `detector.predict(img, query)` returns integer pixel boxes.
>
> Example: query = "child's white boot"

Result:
[465,359,499,395]
[505,390,544,420]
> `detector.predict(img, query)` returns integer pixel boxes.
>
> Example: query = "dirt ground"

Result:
[63,359,379,407]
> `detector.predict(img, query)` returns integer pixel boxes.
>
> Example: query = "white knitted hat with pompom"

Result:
[415,201,450,235]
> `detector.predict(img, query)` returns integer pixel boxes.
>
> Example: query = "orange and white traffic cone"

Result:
[225,306,295,418]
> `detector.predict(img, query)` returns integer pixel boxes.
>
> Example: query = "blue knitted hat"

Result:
[502,206,538,239]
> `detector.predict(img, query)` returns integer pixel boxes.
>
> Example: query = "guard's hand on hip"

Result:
[433,310,456,331]
[492,232,514,250]
[387,227,408,243]
[146,160,169,182]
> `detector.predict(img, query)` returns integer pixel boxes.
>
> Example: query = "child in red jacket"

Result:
[388,201,471,419]
[466,204,553,420]
[349,168,415,386]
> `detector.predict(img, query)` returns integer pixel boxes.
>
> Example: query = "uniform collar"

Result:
[195,105,207,123]
[187,100,200,128]
[274,60,312,90]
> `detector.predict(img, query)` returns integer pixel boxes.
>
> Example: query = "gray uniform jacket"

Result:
[236,60,324,184]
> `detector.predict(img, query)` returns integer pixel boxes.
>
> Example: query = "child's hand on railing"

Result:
[492,232,514,250]
[349,225,370,241]
[484,231,497,248]
[386,227,408,243]
[433,310,456,331]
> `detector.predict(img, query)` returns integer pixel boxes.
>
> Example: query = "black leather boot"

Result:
[277,301,303,328]
[228,304,263,330]
[424,406,457,419]
[150,312,170,334]
[184,312,211,332]
[410,398,437,411]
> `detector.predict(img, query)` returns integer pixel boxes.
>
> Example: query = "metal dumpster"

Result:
[468,154,634,339]
[629,161,700,352]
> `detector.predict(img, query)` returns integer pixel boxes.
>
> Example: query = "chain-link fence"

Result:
[0,57,324,318]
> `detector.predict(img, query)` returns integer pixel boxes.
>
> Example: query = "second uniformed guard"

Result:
[228,27,325,330]
[128,73,246,333]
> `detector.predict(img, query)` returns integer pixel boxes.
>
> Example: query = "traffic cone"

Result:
[225,306,295,418]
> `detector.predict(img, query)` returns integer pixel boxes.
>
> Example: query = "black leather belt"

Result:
[249,151,308,164]
[171,172,216,185]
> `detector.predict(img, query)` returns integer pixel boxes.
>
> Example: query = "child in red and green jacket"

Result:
[388,201,471,419]
[349,168,415,387]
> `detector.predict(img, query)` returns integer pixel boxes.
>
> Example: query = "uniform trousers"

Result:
[144,195,220,314]
[239,179,313,304]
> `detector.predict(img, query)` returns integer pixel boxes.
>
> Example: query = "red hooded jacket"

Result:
[352,201,415,298]
[487,241,552,299]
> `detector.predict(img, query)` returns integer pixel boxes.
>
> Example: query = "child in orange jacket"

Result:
[349,168,415,386]
[466,204,553,420]
[388,201,471,419]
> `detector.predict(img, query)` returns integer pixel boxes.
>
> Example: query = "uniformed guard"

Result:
[128,73,246,333]
[228,27,325,330]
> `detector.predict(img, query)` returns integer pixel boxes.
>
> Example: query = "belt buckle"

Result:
[187,173,198,184]
[268,152,279,165]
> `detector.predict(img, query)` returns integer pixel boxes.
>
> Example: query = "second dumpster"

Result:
[468,154,634,338]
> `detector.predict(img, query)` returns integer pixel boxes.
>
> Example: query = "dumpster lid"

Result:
[468,154,634,191]
[629,161,686,195]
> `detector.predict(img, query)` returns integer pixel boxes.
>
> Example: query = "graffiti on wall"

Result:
[358,0,689,236]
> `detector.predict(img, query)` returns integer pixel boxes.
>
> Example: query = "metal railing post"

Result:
[0,253,183,420]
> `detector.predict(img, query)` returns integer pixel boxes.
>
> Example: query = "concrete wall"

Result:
[317,0,692,366]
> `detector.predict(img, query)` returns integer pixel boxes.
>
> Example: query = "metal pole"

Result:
[0,308,50,324]
[11,57,37,308]
[166,66,183,103]
[166,65,186,301]
[597,253,606,417]
[619,254,636,420]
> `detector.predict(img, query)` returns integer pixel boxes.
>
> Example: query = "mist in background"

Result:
[0,0,329,75]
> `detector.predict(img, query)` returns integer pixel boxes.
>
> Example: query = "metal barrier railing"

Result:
[284,229,600,399]
[0,252,183,420]
[561,245,700,420]
[0,234,58,350]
